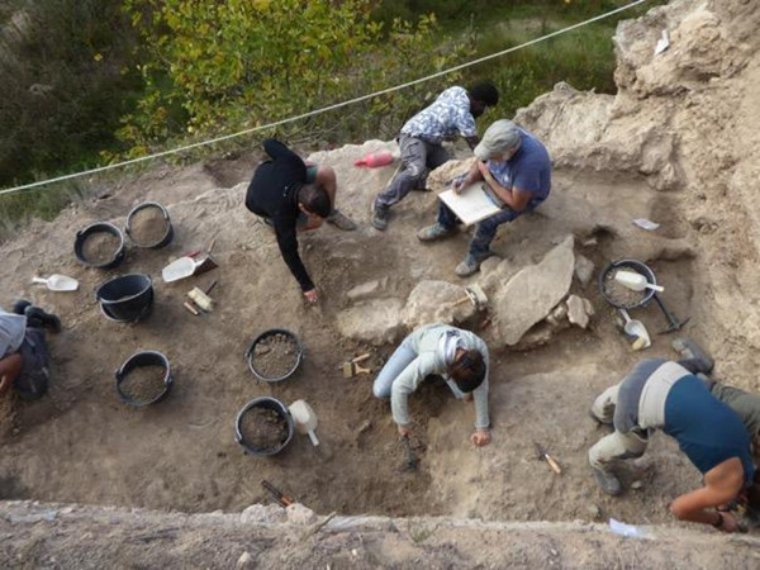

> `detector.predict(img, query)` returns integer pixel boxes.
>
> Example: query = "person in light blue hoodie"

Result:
[373,323,491,447]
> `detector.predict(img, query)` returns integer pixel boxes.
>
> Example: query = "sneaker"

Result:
[371,202,389,231]
[592,467,623,496]
[25,306,61,333]
[327,209,357,231]
[455,254,481,277]
[417,223,454,242]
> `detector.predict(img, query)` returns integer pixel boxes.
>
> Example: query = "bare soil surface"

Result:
[1,501,759,570]
[0,0,759,559]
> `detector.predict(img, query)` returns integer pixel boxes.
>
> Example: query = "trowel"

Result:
[289,399,319,446]
[32,274,79,292]
[614,270,664,293]
[619,309,651,350]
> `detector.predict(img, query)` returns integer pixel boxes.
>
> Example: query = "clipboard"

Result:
[438,182,502,226]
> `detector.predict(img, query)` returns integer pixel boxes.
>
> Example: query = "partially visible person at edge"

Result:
[0,300,61,403]
[372,323,491,448]
[588,346,757,533]
[417,119,551,277]
[371,82,500,231]
[245,139,357,304]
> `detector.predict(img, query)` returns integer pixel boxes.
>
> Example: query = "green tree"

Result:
[119,0,473,154]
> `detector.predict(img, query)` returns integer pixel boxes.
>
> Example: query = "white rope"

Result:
[0,0,647,197]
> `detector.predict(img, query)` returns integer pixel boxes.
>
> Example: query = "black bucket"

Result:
[96,273,154,323]
[235,397,294,457]
[125,201,174,249]
[115,350,173,407]
[245,328,303,383]
[598,259,657,310]
[74,222,126,269]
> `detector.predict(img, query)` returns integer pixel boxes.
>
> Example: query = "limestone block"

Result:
[493,236,575,346]
[240,504,285,524]
[401,280,475,329]
[285,503,317,525]
[336,299,403,345]
[574,254,595,287]
[566,295,594,329]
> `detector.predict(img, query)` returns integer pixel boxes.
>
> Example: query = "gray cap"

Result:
[473,119,522,161]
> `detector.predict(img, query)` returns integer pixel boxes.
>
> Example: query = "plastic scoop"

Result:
[162,256,199,283]
[614,270,664,293]
[288,399,319,446]
[32,274,79,292]
[619,309,651,350]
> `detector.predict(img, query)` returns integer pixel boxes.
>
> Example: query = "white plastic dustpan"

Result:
[32,274,79,292]
[162,256,199,283]
[289,399,319,446]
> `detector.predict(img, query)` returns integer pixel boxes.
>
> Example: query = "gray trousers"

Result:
[375,134,450,208]
[588,383,649,471]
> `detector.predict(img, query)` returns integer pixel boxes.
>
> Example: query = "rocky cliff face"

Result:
[516,0,760,386]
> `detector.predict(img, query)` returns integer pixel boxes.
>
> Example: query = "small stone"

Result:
[240,504,285,524]
[574,254,595,287]
[566,294,591,329]
[286,503,317,525]
[346,280,381,301]
[587,504,603,520]
[237,551,254,569]
[631,480,643,490]
[357,419,372,434]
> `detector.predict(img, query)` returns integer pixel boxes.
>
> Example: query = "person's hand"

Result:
[304,215,324,231]
[453,177,467,194]
[303,289,319,304]
[476,160,492,180]
[470,429,491,447]
[716,511,742,533]
[398,425,411,438]
[0,375,9,396]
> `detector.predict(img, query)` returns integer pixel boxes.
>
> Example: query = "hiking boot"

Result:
[12,299,32,316]
[672,337,714,373]
[372,202,389,231]
[24,306,61,333]
[592,467,623,496]
[327,209,357,231]
[455,254,482,277]
[417,223,454,242]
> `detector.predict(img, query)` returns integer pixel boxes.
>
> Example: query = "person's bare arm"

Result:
[0,353,22,397]
[669,457,745,531]
[453,159,484,193]
[476,161,531,211]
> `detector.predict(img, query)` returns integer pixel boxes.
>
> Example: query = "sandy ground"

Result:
[1,1,760,564]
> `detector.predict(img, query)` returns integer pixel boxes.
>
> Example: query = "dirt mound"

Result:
[0,0,759,543]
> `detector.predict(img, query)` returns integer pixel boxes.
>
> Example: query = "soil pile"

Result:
[81,232,120,265]
[239,407,289,450]
[128,206,169,246]
[251,333,300,379]
[119,365,166,403]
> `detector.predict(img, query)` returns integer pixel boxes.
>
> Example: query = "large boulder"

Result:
[400,280,476,329]
[335,299,404,345]
[492,236,576,346]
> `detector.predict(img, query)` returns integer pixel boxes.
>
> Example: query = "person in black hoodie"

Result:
[245,139,356,303]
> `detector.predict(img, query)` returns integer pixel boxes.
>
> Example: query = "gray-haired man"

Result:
[417,119,552,277]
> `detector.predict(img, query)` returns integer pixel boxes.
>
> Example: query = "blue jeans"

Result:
[437,202,522,258]
[372,339,417,399]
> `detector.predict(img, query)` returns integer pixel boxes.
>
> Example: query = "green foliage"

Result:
[0,0,140,188]
[118,0,473,152]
